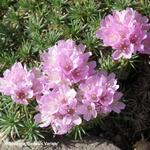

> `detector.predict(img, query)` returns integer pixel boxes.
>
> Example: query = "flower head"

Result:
[0,62,33,105]
[34,85,82,134]
[79,71,125,115]
[96,8,150,60]
[41,39,96,85]
[77,100,97,121]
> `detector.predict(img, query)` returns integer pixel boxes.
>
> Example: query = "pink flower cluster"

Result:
[41,39,96,85]
[0,63,34,105]
[96,8,150,60]
[35,85,82,134]
[78,72,125,117]
[0,39,125,135]
[0,63,47,105]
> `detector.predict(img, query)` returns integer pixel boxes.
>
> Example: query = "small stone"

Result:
[133,140,150,150]
[0,132,7,143]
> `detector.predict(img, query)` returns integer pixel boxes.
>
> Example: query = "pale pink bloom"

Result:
[51,117,73,135]
[79,71,125,116]
[0,62,33,105]
[109,92,126,113]
[77,100,97,121]
[30,68,50,100]
[11,84,33,105]
[96,8,150,60]
[34,85,82,134]
[141,33,150,54]
[41,39,96,84]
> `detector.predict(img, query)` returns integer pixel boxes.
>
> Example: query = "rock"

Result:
[133,139,150,150]
[0,139,121,150]
[0,132,7,143]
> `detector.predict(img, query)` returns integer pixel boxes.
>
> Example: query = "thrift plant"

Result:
[0,40,125,135]
[0,0,150,144]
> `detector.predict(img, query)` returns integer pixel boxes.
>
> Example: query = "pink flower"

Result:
[77,100,97,121]
[34,85,82,134]
[11,84,33,105]
[40,46,61,87]
[41,39,96,84]
[29,68,50,100]
[141,33,150,54]
[0,62,33,105]
[112,40,134,60]
[96,8,150,60]
[79,71,125,115]
[51,117,72,135]
[108,92,126,113]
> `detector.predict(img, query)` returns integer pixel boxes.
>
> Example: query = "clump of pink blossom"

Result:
[34,85,82,134]
[0,39,125,135]
[35,70,125,134]
[0,63,33,105]
[78,71,125,117]
[96,8,150,60]
[41,39,96,85]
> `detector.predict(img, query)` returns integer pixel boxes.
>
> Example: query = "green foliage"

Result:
[0,0,150,142]
[0,101,22,140]
[21,118,44,141]
[0,96,44,141]
[137,0,150,16]
[69,125,87,140]
[68,117,104,140]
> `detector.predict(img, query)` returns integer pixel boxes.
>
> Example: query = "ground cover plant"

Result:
[0,0,150,149]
